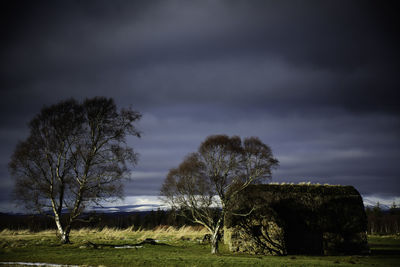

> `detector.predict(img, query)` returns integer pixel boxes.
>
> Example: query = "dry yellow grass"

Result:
[0,229,57,238]
[0,225,209,242]
[83,225,209,241]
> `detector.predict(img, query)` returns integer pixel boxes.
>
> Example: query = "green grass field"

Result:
[0,227,399,266]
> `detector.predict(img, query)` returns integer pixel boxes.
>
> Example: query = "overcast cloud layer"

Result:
[1,0,399,212]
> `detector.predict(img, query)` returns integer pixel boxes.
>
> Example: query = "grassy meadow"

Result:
[0,226,399,266]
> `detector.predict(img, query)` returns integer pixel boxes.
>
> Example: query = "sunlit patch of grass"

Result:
[0,226,209,249]
[60,225,209,244]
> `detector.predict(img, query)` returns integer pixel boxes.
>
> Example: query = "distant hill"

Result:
[363,198,393,210]
[89,204,163,213]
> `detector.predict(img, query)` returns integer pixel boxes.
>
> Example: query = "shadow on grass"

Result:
[370,242,400,256]
[370,249,400,255]
[80,238,171,249]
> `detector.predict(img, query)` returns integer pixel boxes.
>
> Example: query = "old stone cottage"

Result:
[224,184,369,255]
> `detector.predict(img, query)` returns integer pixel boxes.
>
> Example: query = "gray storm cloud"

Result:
[0,0,399,211]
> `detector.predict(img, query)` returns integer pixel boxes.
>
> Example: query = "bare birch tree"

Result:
[9,97,141,243]
[161,135,279,254]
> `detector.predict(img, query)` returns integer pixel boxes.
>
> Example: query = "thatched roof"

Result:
[225,183,369,255]
[226,183,367,233]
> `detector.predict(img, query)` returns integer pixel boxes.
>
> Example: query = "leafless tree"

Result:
[9,97,141,243]
[161,135,279,254]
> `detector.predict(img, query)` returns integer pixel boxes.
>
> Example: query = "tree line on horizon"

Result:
[1,203,399,236]
[0,209,196,232]
[366,202,400,235]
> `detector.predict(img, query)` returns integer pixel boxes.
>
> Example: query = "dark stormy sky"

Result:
[1,0,399,211]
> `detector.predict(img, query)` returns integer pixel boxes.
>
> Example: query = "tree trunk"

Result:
[210,213,224,254]
[211,231,219,254]
[60,230,70,244]
[54,214,71,244]
[210,222,222,254]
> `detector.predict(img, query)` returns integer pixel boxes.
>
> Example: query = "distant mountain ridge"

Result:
[363,198,392,210]
[89,204,163,213]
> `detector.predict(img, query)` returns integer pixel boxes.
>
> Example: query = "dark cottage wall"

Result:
[224,184,369,255]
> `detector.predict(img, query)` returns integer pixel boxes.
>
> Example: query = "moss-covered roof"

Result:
[226,183,367,233]
[243,183,360,196]
[225,183,369,255]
